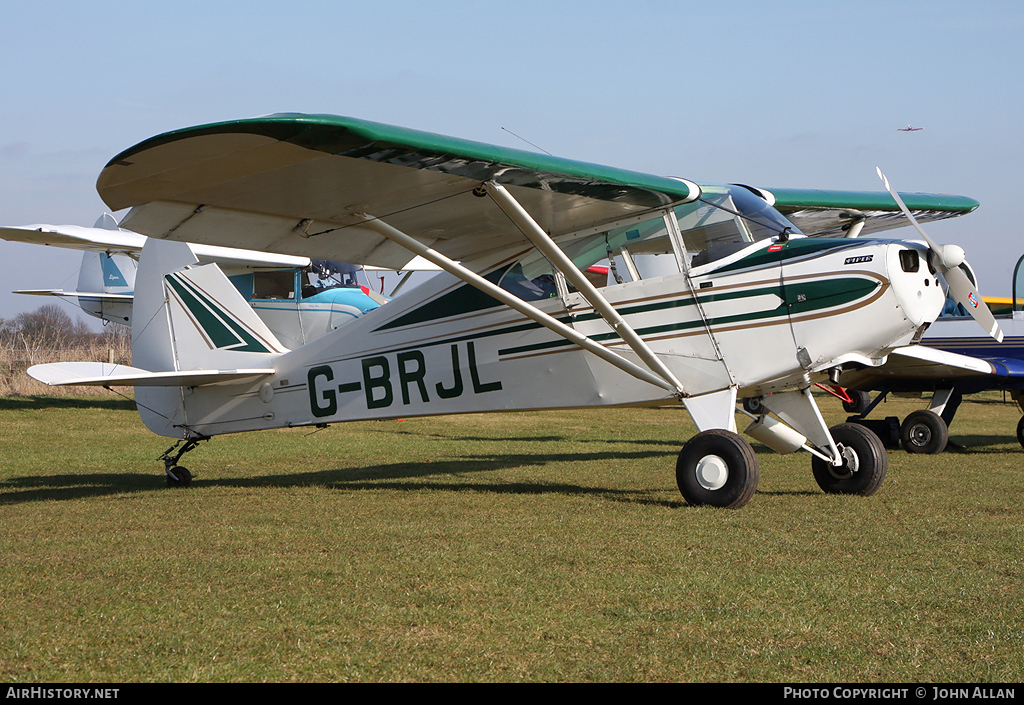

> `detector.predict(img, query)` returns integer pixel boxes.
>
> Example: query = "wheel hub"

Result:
[695,454,729,491]
[828,445,858,480]
[908,423,932,446]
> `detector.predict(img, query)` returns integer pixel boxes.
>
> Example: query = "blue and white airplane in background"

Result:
[0,215,438,349]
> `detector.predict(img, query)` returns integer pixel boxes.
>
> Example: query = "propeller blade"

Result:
[944,265,1004,342]
[876,167,941,252]
[877,167,1003,342]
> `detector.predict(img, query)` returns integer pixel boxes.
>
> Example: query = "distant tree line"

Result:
[1,304,131,395]
[0,303,129,352]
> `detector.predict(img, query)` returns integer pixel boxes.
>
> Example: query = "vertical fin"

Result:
[132,238,285,438]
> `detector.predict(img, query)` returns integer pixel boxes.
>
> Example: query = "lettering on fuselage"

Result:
[844,255,873,264]
[307,341,502,417]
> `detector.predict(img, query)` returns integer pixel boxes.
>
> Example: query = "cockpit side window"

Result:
[674,184,801,268]
[493,184,803,298]
[253,270,296,300]
[496,213,682,298]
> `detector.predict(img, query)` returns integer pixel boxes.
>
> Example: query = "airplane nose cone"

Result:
[888,244,945,327]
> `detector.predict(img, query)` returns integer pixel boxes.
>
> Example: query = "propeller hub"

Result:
[939,244,966,270]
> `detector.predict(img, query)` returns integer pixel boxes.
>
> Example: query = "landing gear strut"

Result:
[160,437,208,487]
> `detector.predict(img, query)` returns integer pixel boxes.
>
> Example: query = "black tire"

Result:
[842,390,872,415]
[167,466,193,488]
[1016,416,1024,450]
[812,423,887,496]
[676,429,760,509]
[899,410,948,454]
[742,397,764,415]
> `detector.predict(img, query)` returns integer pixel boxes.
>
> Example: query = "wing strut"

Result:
[356,213,681,395]
[482,181,686,395]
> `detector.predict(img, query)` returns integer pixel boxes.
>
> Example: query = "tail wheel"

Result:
[676,429,759,509]
[167,466,193,488]
[899,410,948,454]
[812,423,887,496]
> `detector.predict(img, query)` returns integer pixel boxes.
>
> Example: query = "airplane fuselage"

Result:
[135,236,945,439]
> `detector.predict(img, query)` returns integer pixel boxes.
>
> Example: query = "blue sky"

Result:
[2,0,1022,324]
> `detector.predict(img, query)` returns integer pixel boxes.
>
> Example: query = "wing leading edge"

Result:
[763,187,979,238]
[96,113,980,266]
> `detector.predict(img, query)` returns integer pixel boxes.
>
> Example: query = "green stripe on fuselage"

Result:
[710,238,865,276]
[374,266,511,332]
[376,239,868,333]
[498,276,878,356]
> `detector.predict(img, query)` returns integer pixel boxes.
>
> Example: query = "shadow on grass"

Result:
[0,395,136,412]
[947,434,1023,452]
[0,449,687,508]
[378,428,686,448]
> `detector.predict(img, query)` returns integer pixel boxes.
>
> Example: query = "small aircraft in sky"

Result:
[898,125,925,132]
[26,114,998,508]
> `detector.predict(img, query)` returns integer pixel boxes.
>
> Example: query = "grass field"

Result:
[0,392,1022,682]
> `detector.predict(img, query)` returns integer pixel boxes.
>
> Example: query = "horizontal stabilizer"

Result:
[0,223,146,254]
[14,289,133,301]
[0,223,311,269]
[27,362,274,387]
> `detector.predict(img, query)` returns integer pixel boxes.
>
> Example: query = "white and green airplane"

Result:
[27,114,999,508]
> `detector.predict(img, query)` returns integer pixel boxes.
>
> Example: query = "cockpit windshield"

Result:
[301,260,364,298]
[311,260,361,288]
[496,184,802,299]
[678,184,800,267]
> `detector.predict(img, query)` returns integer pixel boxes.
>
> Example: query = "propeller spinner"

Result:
[876,168,1003,342]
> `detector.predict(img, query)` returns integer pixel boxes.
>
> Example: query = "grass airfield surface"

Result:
[0,393,1021,682]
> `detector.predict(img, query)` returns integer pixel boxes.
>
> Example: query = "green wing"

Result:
[99,114,697,269]
[765,187,979,238]
[96,113,980,267]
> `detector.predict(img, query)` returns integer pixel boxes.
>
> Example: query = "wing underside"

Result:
[99,114,698,269]
[838,344,1019,393]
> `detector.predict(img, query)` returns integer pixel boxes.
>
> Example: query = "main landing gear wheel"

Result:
[1016,416,1024,450]
[676,429,760,509]
[166,466,193,488]
[899,410,948,454]
[812,423,887,496]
